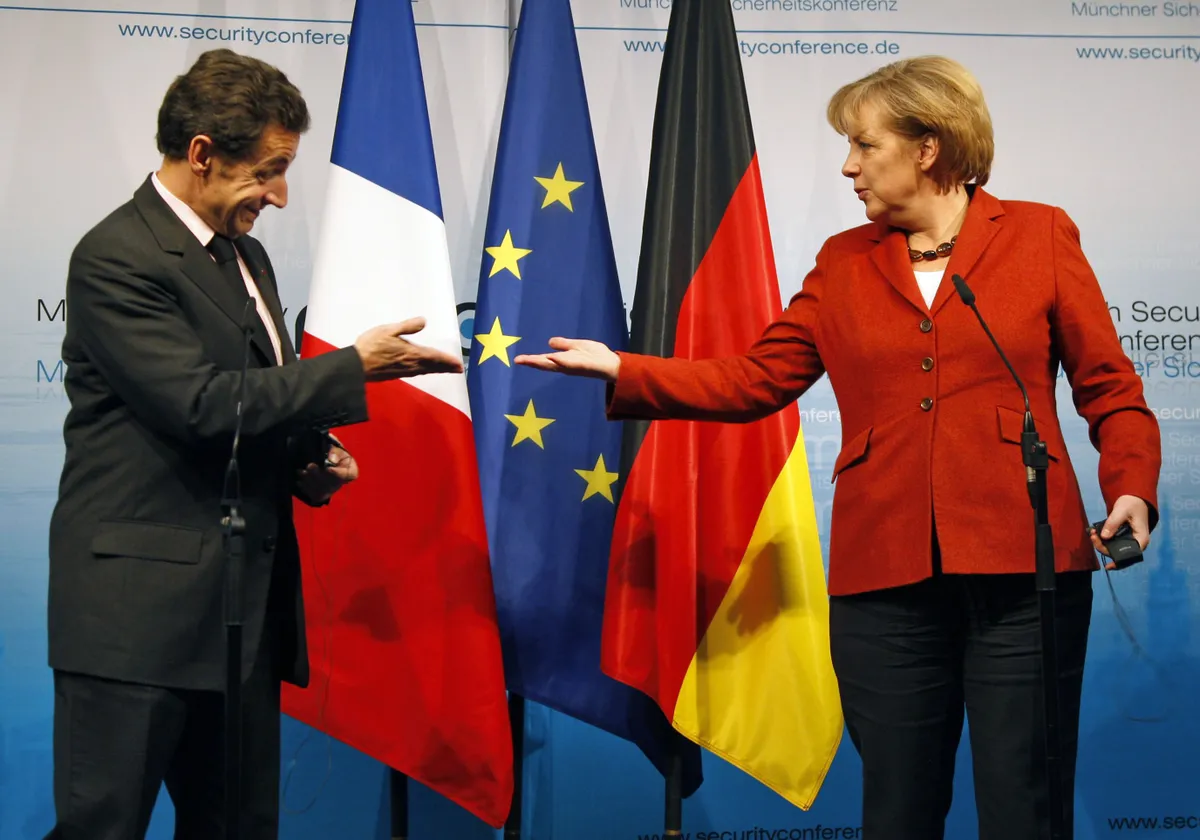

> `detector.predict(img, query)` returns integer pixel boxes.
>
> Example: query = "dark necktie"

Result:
[206,234,249,301]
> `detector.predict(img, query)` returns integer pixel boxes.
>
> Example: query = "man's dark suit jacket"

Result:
[49,176,368,691]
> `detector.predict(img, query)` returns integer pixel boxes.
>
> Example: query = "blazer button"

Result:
[920,397,934,411]
[919,318,933,333]
[263,536,277,552]
[921,357,934,371]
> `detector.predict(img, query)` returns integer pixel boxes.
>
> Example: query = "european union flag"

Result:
[466,0,701,795]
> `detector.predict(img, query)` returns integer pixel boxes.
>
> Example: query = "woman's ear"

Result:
[916,133,939,173]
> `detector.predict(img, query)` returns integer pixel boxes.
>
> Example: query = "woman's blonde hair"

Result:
[826,56,994,191]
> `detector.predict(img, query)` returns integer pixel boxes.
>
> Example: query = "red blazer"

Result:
[608,188,1161,596]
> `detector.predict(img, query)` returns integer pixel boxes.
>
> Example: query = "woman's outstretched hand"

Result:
[513,337,621,382]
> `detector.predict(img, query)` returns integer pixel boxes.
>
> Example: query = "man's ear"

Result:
[187,135,216,176]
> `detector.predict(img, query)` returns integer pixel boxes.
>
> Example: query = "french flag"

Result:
[280,0,513,827]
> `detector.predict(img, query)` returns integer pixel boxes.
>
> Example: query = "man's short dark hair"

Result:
[156,49,311,162]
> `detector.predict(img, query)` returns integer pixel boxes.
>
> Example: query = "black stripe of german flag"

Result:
[619,0,757,480]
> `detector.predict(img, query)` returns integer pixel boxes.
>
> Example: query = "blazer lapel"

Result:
[868,226,928,314]
[865,186,1007,318]
[929,187,1005,317]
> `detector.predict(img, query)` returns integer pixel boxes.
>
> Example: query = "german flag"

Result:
[602,0,843,810]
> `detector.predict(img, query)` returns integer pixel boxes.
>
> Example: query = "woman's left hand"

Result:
[1089,494,1151,570]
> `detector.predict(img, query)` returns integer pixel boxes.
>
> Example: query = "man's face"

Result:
[199,124,299,238]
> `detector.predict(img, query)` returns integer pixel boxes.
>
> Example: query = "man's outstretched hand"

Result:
[354,317,463,381]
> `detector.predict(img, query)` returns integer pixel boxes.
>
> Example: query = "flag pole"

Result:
[485,0,534,833]
[389,769,408,840]
[664,743,683,837]
[505,694,526,839]
[500,5,525,839]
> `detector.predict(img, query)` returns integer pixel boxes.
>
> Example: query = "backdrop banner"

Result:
[0,1,1196,838]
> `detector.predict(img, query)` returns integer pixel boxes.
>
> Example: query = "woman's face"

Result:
[840,101,929,225]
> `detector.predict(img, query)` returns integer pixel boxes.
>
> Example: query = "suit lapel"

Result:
[868,227,928,314]
[236,242,297,365]
[136,179,248,328]
[178,240,277,367]
[929,187,1005,317]
[258,278,297,365]
[134,177,283,367]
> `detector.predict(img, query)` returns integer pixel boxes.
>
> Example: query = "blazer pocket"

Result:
[90,520,204,564]
[832,426,873,482]
[995,405,1059,462]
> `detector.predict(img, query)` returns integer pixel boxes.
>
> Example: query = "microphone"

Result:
[222,297,256,518]
[221,296,255,840]
[953,273,1145,572]
[953,270,1060,839]
[950,273,1038,501]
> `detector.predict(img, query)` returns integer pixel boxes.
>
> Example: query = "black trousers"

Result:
[830,565,1093,840]
[44,631,282,840]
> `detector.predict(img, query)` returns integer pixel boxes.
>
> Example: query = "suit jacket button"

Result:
[263,536,276,552]
[919,318,933,333]
[920,397,934,411]
[921,357,934,371]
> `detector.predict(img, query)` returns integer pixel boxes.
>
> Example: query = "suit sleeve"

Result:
[66,239,369,447]
[606,241,829,423]
[1051,206,1162,529]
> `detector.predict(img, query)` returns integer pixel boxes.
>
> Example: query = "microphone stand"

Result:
[952,274,1064,840]
[221,298,256,840]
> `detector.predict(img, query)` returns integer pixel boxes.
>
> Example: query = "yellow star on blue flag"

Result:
[505,400,555,448]
[485,230,532,279]
[575,454,619,502]
[535,163,585,210]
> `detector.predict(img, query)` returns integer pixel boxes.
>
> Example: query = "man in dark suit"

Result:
[45,49,462,839]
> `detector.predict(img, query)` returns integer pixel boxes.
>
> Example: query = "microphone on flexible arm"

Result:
[950,273,1039,506]
[220,295,255,840]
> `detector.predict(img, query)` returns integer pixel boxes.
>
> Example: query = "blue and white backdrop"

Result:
[0,1,1197,837]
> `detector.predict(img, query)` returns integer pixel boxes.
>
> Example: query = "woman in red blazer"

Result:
[517,56,1162,839]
